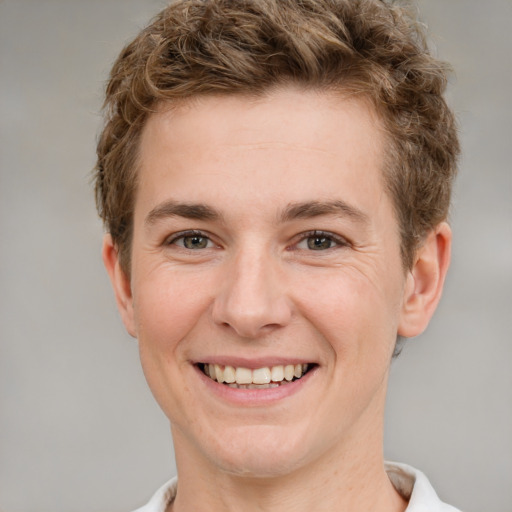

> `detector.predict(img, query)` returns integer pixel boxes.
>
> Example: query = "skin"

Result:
[103,87,451,512]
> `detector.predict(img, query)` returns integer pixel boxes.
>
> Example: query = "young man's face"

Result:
[105,88,443,478]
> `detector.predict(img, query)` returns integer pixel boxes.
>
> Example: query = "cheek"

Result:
[293,267,402,358]
[132,269,213,352]
[133,270,214,419]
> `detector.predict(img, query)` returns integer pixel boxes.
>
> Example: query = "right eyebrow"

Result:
[145,200,221,227]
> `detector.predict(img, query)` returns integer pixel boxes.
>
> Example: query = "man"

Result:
[94,0,460,510]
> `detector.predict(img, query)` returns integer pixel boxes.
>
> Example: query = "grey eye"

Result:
[168,230,217,250]
[182,235,209,249]
[307,236,334,250]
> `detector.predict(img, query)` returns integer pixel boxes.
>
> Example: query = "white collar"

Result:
[385,462,461,512]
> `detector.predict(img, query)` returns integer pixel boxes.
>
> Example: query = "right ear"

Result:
[102,234,137,337]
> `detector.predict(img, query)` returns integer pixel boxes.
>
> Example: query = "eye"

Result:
[295,231,348,251]
[168,231,215,250]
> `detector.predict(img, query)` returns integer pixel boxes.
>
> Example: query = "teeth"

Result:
[204,363,311,386]
[271,365,284,382]
[252,367,271,384]
[226,383,280,389]
[235,367,252,385]
[284,364,294,381]
[223,365,236,383]
[215,365,224,383]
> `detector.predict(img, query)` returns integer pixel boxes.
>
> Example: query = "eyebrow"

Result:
[280,200,369,224]
[145,200,221,226]
[144,199,368,227]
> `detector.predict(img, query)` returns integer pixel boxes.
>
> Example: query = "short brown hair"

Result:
[95,0,459,272]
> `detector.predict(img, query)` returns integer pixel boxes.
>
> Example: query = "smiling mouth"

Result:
[199,363,313,389]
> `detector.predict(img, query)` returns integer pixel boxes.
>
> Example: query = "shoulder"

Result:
[385,461,462,512]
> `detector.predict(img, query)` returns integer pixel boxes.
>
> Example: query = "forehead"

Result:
[136,88,389,224]
[143,88,383,153]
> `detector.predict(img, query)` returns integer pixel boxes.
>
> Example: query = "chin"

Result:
[199,424,315,479]
[212,451,307,479]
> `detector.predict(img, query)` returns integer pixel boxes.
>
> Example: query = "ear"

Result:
[398,222,452,338]
[102,234,137,337]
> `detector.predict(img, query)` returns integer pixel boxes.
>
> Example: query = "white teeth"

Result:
[271,365,284,382]
[284,364,295,381]
[223,365,236,383]
[235,367,252,385]
[226,382,280,389]
[215,365,224,383]
[205,363,310,386]
[252,367,271,384]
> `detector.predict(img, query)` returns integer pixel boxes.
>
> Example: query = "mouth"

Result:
[198,363,314,389]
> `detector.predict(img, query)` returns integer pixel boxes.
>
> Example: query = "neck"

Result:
[172,451,406,512]
[169,399,407,512]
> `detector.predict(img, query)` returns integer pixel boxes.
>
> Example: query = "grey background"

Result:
[0,0,511,511]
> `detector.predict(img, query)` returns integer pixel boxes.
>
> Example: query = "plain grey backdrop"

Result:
[1,1,511,511]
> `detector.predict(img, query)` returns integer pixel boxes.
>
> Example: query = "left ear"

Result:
[398,222,452,338]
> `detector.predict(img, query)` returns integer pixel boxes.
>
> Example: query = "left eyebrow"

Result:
[280,200,369,225]
[145,200,222,227]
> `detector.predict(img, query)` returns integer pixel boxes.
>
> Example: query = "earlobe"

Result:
[398,222,452,338]
[102,234,137,337]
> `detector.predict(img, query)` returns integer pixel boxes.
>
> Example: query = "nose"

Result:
[212,248,293,339]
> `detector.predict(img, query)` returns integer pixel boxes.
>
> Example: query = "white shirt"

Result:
[133,462,461,512]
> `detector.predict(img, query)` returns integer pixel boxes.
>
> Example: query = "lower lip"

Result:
[194,365,317,406]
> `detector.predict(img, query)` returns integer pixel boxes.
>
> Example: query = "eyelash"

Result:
[166,229,349,251]
[166,230,217,249]
[292,230,350,252]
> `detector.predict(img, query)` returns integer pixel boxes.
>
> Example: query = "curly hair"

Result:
[95,0,459,273]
